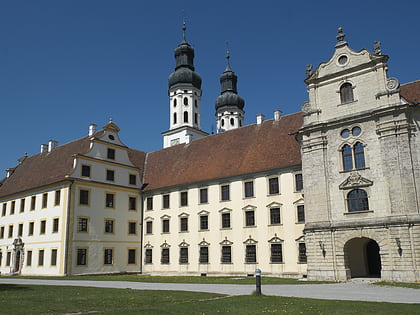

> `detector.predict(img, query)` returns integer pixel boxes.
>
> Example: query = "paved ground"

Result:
[0,278,419,304]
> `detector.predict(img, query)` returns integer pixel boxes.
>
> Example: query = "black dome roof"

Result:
[169,67,202,89]
[215,91,245,110]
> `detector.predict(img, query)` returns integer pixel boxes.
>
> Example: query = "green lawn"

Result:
[374,281,420,289]
[0,284,419,315]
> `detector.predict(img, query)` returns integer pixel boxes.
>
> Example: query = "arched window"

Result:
[173,99,177,107]
[342,144,353,170]
[183,97,188,105]
[194,100,197,108]
[347,189,369,212]
[194,113,198,124]
[183,111,188,123]
[340,83,354,103]
[230,118,234,126]
[353,142,365,169]
[221,119,225,127]
[173,113,177,124]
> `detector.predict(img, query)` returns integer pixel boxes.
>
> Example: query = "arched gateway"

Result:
[344,237,381,278]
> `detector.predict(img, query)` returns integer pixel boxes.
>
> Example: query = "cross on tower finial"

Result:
[182,10,187,42]
[225,40,231,67]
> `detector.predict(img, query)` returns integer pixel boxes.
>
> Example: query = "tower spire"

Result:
[182,10,187,42]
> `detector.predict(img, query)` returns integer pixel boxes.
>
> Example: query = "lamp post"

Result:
[255,268,262,295]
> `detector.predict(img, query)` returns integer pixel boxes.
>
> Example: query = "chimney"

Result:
[256,114,265,125]
[40,144,48,153]
[274,110,282,121]
[48,140,58,152]
[6,168,15,178]
[88,124,97,136]
[185,133,192,144]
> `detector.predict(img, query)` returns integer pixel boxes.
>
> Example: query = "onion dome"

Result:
[215,54,244,110]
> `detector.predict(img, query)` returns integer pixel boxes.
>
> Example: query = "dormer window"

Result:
[107,148,115,160]
[340,83,354,103]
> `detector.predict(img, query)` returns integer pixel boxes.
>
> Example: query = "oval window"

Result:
[352,126,361,136]
[340,129,350,138]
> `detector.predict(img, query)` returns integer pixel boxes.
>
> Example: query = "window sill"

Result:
[221,262,233,264]
[244,225,256,229]
[268,224,282,227]
[296,221,305,224]
[344,210,373,215]
[220,227,232,231]
[267,193,280,197]
[179,231,189,233]
[243,196,255,200]
[245,261,258,264]
[340,167,369,173]
[297,261,307,264]
[199,229,209,232]
[220,200,231,202]
[337,99,358,106]
[270,262,284,264]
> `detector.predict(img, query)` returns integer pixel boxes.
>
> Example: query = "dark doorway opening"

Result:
[344,237,381,278]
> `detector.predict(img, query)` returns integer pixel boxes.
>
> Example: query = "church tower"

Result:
[215,51,245,133]
[162,22,208,148]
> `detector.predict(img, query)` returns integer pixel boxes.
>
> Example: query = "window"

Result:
[295,174,303,192]
[146,197,153,210]
[11,201,15,214]
[6,251,11,266]
[221,246,231,263]
[297,205,305,223]
[270,208,281,225]
[173,112,177,124]
[129,174,136,185]
[183,97,188,105]
[162,219,170,233]
[105,193,115,208]
[173,98,177,107]
[0,226,4,239]
[161,248,170,264]
[107,148,115,160]
[128,222,137,235]
[2,203,6,216]
[221,213,231,229]
[183,111,188,123]
[199,247,209,264]
[244,181,254,198]
[42,193,48,208]
[347,189,369,212]
[18,223,23,237]
[340,82,354,103]
[199,188,208,204]
[78,217,89,232]
[30,196,36,210]
[298,243,307,263]
[38,250,45,266]
[20,198,25,212]
[52,218,59,233]
[179,248,188,264]
[270,244,283,263]
[200,215,208,230]
[26,250,32,266]
[180,217,188,232]
[77,248,87,265]
[51,249,57,266]
[342,144,353,170]
[221,185,230,201]
[245,210,255,227]
[245,245,257,263]
[145,248,152,264]
[354,142,366,169]
[8,225,13,238]
[54,190,61,206]
[105,219,114,233]
[81,165,91,177]
[106,170,115,181]
[104,248,113,265]
[146,221,153,234]
[40,220,46,234]
[128,249,136,264]
[129,197,137,211]
[194,113,198,124]
[28,222,34,236]
[268,177,279,194]
[79,190,89,205]
[180,191,188,207]
[163,194,170,209]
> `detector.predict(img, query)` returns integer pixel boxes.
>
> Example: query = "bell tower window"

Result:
[183,111,188,123]
[183,97,188,105]
[340,83,354,103]
[173,99,177,107]
[173,113,177,124]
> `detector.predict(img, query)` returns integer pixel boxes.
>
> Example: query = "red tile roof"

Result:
[400,80,420,104]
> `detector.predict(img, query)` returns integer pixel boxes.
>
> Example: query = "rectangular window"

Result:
[30,196,36,210]
[54,190,61,206]
[161,248,170,264]
[146,221,153,234]
[145,248,152,264]
[51,249,57,266]
[81,165,91,177]
[52,218,59,233]
[8,225,13,238]
[104,248,113,265]
[28,222,34,236]
[245,245,257,263]
[26,250,32,266]
[221,246,231,263]
[6,251,11,266]
[199,188,208,204]
[107,148,115,160]
[179,247,188,264]
[129,174,136,185]
[221,185,230,201]
[199,247,209,264]
[146,197,153,210]
[105,219,114,233]
[40,220,46,234]
[78,218,88,232]
[298,243,307,263]
[180,191,188,207]
[295,174,303,192]
[0,226,4,239]
[42,193,48,208]
[245,211,255,227]
[129,197,137,211]
[105,193,115,208]
[297,205,305,223]
[20,199,25,212]
[38,249,45,266]
[106,169,115,181]
[270,244,283,263]
[2,203,6,216]
[221,213,231,229]
[180,217,188,232]
[18,223,23,237]
[162,219,170,233]
[128,249,136,264]
[200,215,208,230]
[270,208,281,225]
[244,181,254,198]
[77,248,87,265]
[11,201,15,215]
[128,222,137,235]
[162,194,170,209]
[268,177,279,195]
[79,190,89,205]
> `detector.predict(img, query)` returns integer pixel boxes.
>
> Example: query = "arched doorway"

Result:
[344,237,381,278]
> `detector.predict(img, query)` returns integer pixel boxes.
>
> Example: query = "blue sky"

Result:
[0,0,418,174]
